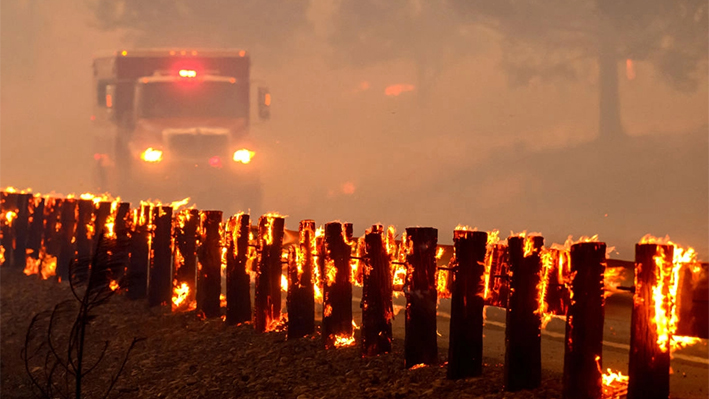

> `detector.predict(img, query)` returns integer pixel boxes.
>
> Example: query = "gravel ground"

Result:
[2,269,564,398]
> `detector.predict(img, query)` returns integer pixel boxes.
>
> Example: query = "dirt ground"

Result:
[1,268,564,398]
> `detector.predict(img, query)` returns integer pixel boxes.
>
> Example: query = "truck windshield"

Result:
[138,81,247,119]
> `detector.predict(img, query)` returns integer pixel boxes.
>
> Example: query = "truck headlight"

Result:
[232,149,255,164]
[141,147,163,163]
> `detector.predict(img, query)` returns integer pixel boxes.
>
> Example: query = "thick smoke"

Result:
[1,0,707,258]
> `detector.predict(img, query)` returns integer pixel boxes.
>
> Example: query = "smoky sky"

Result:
[1,0,707,259]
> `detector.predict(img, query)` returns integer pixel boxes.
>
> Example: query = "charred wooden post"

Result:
[172,209,200,311]
[40,198,62,279]
[562,242,606,399]
[0,192,19,268]
[504,235,544,391]
[447,229,488,379]
[12,193,31,270]
[196,211,223,318]
[360,224,394,356]
[73,199,95,284]
[254,215,286,332]
[109,202,132,284]
[93,201,112,242]
[485,243,510,308]
[627,244,673,399]
[148,206,173,307]
[25,196,45,275]
[226,213,252,325]
[404,227,438,367]
[56,199,77,282]
[126,205,151,300]
[321,221,354,347]
[287,219,317,339]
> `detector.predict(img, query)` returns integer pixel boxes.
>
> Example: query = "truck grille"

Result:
[166,133,229,160]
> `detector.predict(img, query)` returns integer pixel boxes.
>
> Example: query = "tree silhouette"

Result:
[451,0,708,141]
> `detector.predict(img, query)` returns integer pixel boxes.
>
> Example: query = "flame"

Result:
[0,246,4,264]
[482,229,501,299]
[172,282,195,310]
[5,211,17,225]
[437,268,451,299]
[281,274,288,292]
[536,249,555,328]
[109,280,119,291]
[409,363,427,370]
[220,293,227,308]
[643,235,702,352]
[313,226,324,302]
[604,267,626,298]
[24,251,41,276]
[40,255,57,280]
[596,355,629,396]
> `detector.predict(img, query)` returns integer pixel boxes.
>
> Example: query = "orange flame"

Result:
[281,274,288,292]
[643,235,702,352]
[109,280,119,291]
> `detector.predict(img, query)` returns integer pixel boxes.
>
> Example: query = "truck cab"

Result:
[92,49,268,212]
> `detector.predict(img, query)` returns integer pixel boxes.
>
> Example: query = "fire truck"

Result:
[91,49,269,212]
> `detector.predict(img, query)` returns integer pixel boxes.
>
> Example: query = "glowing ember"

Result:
[332,333,356,348]
[109,280,119,291]
[220,293,227,308]
[313,226,325,302]
[537,249,555,328]
[410,363,427,370]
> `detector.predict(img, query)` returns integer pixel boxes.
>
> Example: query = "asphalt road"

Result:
[331,289,709,399]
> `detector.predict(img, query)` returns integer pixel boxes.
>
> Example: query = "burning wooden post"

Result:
[73,199,95,284]
[225,213,252,325]
[24,196,45,276]
[254,214,286,332]
[547,248,571,316]
[485,243,510,308]
[627,243,673,399]
[504,235,544,391]
[56,199,77,282]
[12,193,31,270]
[148,206,173,307]
[172,209,200,311]
[126,205,150,299]
[321,221,354,348]
[286,219,317,339]
[0,191,19,267]
[196,210,223,318]
[447,229,488,379]
[361,224,394,356]
[404,227,438,368]
[562,242,606,399]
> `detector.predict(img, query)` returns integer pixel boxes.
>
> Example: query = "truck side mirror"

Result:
[257,87,270,121]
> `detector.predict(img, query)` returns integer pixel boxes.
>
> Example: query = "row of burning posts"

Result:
[1,187,705,399]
